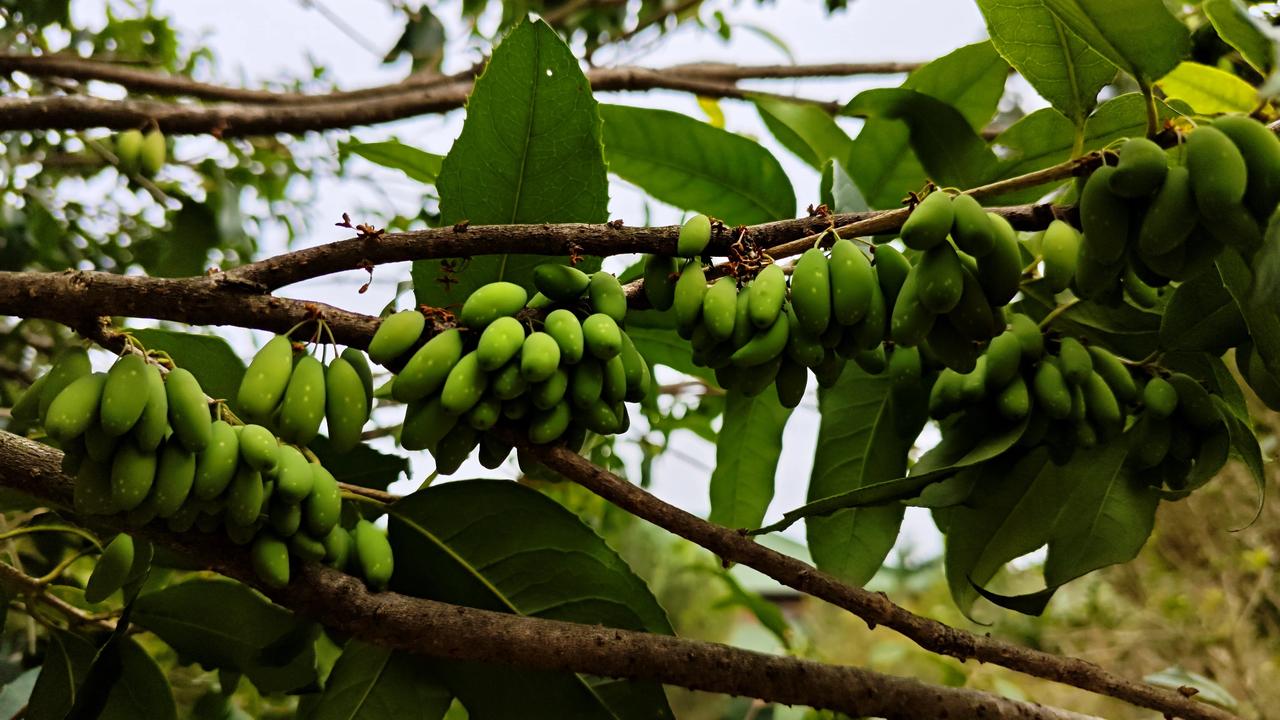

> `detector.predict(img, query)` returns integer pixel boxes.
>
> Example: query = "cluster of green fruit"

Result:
[12,345,392,594]
[370,271,651,474]
[1046,115,1280,303]
[114,128,166,178]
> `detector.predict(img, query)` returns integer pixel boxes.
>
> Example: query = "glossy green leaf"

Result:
[417,19,608,309]
[847,41,1008,208]
[1156,61,1258,114]
[129,328,246,407]
[754,96,853,170]
[805,366,918,586]
[28,632,175,720]
[600,104,795,224]
[1159,270,1248,353]
[141,201,221,278]
[1218,248,1280,379]
[708,389,793,530]
[1214,397,1265,526]
[820,159,868,214]
[342,140,444,185]
[1204,0,1274,75]
[132,579,319,694]
[975,0,1115,122]
[1145,667,1239,712]
[302,642,451,720]
[1041,0,1190,83]
[310,436,409,491]
[1019,282,1161,359]
[388,479,674,720]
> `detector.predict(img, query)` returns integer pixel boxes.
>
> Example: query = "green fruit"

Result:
[643,255,678,311]
[1057,337,1093,386]
[517,332,559,383]
[460,282,528,329]
[543,309,585,365]
[1073,242,1125,301]
[237,427,279,477]
[748,264,786,329]
[491,360,528,400]
[1137,165,1197,256]
[731,311,790,367]
[466,397,502,430]
[84,428,118,472]
[1033,360,1072,420]
[901,191,953,250]
[45,372,107,442]
[828,239,873,325]
[786,323,826,367]
[9,373,47,425]
[602,353,627,404]
[812,351,846,388]
[533,263,591,302]
[588,272,628,323]
[928,369,964,419]
[888,346,922,389]
[1109,138,1168,198]
[674,261,707,334]
[526,292,552,310]
[1080,166,1131,265]
[132,364,169,452]
[872,245,912,307]
[239,336,295,421]
[1167,373,1218,429]
[949,194,996,257]
[39,348,91,423]
[730,289,754,349]
[888,269,935,347]
[976,213,1023,306]
[166,368,212,452]
[325,357,368,453]
[152,440,196,518]
[393,329,463,403]
[1123,267,1160,308]
[848,343,884,373]
[697,276,736,342]
[923,317,979,373]
[400,397,456,451]
[85,534,134,603]
[100,354,150,437]
[1087,346,1138,403]
[570,359,603,408]
[432,423,477,475]
[115,129,144,174]
[224,517,261,546]
[1186,125,1249,223]
[582,314,622,360]
[323,526,351,569]
[738,354,783,398]
[678,214,712,257]
[111,444,156,511]
[75,461,117,516]
[440,352,488,415]
[139,129,165,176]
[1203,201,1262,254]
[948,266,999,341]
[791,248,831,335]
[476,317,525,372]
[341,348,374,414]
[983,331,1023,393]
[774,358,808,409]
[1142,376,1178,418]
[290,532,326,562]
[1131,415,1171,469]
[277,356,326,445]
[274,445,314,503]
[1214,114,1280,219]
[60,439,86,475]
[353,520,394,589]
[503,397,531,420]
[1041,220,1081,294]
[478,434,513,470]
[917,241,964,313]
[251,535,290,589]
[619,334,651,402]
[193,421,238,500]
[996,375,1030,420]
[1008,314,1043,361]
[368,311,426,364]
[1070,383,1088,423]
[530,401,572,444]
[305,464,341,536]
[1083,371,1122,435]
[227,465,264,527]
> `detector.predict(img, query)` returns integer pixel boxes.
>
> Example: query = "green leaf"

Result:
[1145,667,1239,712]
[600,104,795,224]
[302,642,451,720]
[27,630,95,720]
[624,310,713,381]
[388,480,674,720]
[700,569,791,649]
[846,41,1008,208]
[129,328,246,406]
[708,389,793,530]
[27,632,175,720]
[309,436,409,491]
[342,140,444,185]
[1159,269,1249,353]
[132,579,319,694]
[1041,0,1191,83]
[754,96,853,170]
[1019,282,1161,359]
[1156,61,1258,114]
[1216,397,1266,527]
[140,201,221,278]
[1217,248,1280,379]
[975,0,1115,122]
[95,637,178,720]
[823,160,868,213]
[805,366,918,586]
[418,19,608,309]
[1204,0,1274,75]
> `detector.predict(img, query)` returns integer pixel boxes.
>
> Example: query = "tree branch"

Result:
[0,429,1102,720]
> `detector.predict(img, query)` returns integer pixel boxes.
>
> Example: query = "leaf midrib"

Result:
[607,146,781,220]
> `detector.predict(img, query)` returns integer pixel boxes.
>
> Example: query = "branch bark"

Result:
[0,429,1100,720]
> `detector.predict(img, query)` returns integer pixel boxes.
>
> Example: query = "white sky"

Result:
[71,0,1010,562]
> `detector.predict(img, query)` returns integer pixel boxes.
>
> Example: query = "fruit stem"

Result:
[0,524,103,550]
[1037,298,1081,330]
[1141,82,1159,138]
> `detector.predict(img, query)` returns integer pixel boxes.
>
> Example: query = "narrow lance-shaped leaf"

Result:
[708,389,793,530]
[342,140,444,185]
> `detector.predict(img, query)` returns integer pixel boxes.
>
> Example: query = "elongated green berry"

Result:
[678,214,712,257]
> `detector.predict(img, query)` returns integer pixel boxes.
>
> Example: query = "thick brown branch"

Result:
[519,442,1236,720]
[0,430,1098,720]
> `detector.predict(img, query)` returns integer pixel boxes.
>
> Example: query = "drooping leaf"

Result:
[847,41,1008,208]
[27,632,175,720]
[754,96,853,170]
[417,19,608,309]
[27,630,95,720]
[975,0,1116,122]
[342,140,444,185]
[1203,0,1274,75]
[708,389,793,530]
[600,104,795,224]
[1215,397,1266,527]
[1218,248,1280,379]
[1156,61,1258,114]
[302,642,451,720]
[843,88,999,189]
[805,365,919,586]
[93,637,178,720]
[129,328,246,407]
[1158,269,1249,353]
[1041,0,1191,83]
[388,479,674,720]
[309,436,409,491]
